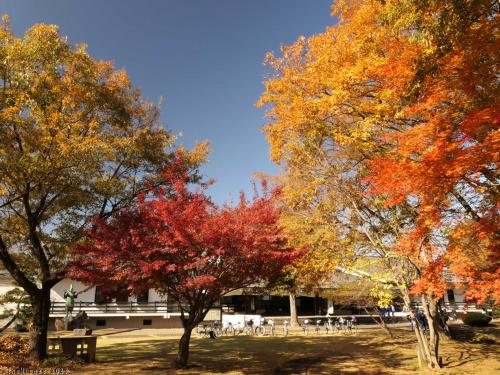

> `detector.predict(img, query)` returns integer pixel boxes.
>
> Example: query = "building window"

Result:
[143,319,152,326]
[96,319,106,327]
[446,289,455,303]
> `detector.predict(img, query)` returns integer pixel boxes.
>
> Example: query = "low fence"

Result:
[411,301,493,312]
[50,301,169,315]
[50,300,224,317]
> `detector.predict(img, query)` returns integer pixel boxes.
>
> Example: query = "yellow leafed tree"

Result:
[0,17,207,360]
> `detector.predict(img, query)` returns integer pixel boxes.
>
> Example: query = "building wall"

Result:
[149,289,167,303]
[49,316,183,330]
[51,279,96,303]
[50,278,168,304]
[443,286,466,304]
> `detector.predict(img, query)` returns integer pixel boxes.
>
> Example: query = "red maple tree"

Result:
[70,164,300,367]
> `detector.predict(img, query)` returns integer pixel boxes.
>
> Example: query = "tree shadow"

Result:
[78,328,499,374]
[82,333,411,374]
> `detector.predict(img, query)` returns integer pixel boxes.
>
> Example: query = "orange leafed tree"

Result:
[366,0,499,304]
[259,0,498,369]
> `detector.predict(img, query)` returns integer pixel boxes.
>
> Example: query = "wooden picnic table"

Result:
[47,335,97,362]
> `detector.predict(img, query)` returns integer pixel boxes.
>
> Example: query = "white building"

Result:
[0,273,489,331]
[1,275,220,330]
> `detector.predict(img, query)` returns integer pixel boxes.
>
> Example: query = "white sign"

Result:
[222,314,262,328]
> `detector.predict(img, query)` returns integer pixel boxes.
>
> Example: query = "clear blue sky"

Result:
[1,0,335,203]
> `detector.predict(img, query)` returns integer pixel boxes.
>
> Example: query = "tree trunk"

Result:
[0,313,18,333]
[175,303,211,368]
[175,325,193,368]
[364,306,393,338]
[29,286,51,361]
[402,292,437,369]
[289,292,299,327]
[313,293,319,315]
[421,295,441,369]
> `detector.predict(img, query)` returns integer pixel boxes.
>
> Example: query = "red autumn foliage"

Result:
[68,163,302,366]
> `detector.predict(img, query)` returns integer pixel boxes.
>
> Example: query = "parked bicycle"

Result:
[302,319,310,335]
[232,321,245,335]
[332,317,342,334]
[314,319,323,335]
[325,318,332,334]
[196,321,221,338]
[223,321,235,336]
[349,316,358,332]
[346,319,353,333]
[268,319,275,336]
[255,317,266,336]
[244,319,255,336]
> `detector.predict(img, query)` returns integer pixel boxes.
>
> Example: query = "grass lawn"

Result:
[72,327,499,374]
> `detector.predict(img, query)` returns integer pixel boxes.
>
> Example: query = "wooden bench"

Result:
[47,335,97,362]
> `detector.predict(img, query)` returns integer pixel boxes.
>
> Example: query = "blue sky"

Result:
[1,0,335,203]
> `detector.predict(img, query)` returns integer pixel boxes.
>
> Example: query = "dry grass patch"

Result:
[68,327,500,374]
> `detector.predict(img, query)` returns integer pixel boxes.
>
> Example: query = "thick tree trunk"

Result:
[289,292,299,327]
[313,293,319,315]
[29,287,51,361]
[176,325,193,368]
[175,303,212,368]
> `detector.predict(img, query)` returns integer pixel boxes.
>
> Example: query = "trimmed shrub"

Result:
[15,323,29,332]
[463,312,492,327]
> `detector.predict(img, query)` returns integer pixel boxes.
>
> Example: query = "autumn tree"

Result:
[257,0,498,369]
[327,270,399,338]
[70,167,299,368]
[0,18,206,361]
[275,200,342,326]
[366,0,499,304]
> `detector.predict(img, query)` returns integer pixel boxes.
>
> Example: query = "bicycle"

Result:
[302,319,310,335]
[346,319,353,333]
[338,317,347,334]
[268,319,275,336]
[212,320,223,337]
[196,321,219,338]
[350,317,358,332]
[255,318,266,336]
[244,319,255,336]
[314,319,322,335]
[233,321,244,335]
[196,323,209,337]
[325,318,332,334]
[333,318,342,334]
[223,322,235,336]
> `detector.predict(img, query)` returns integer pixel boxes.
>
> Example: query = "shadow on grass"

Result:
[442,344,499,369]
[78,328,500,374]
[84,333,411,374]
